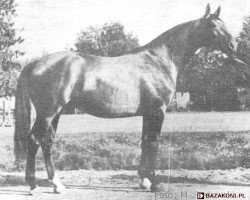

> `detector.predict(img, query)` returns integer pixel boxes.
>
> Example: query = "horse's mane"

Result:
[129,19,199,54]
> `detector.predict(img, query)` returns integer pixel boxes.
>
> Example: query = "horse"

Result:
[14,4,241,194]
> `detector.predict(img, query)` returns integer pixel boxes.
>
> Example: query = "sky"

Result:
[14,0,250,60]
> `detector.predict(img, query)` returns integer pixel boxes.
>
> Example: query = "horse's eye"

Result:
[208,22,216,28]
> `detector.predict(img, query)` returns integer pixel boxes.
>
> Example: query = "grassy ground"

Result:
[52,131,250,171]
[1,130,250,172]
[1,112,250,172]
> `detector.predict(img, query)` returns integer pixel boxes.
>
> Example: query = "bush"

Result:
[2,131,249,172]
[49,131,250,171]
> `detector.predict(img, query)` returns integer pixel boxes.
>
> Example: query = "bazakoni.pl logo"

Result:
[197,192,205,199]
[197,192,246,199]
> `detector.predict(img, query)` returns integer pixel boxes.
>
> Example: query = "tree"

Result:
[237,16,250,64]
[178,16,250,112]
[0,0,23,97]
[179,48,239,111]
[75,22,139,56]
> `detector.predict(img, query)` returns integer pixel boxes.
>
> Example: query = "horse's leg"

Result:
[139,108,164,191]
[138,116,150,188]
[40,114,65,194]
[25,116,43,194]
[52,113,61,132]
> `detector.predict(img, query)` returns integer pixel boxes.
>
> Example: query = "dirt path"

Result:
[0,169,250,200]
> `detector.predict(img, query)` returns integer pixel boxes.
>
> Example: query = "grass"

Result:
[1,112,250,172]
[2,131,249,172]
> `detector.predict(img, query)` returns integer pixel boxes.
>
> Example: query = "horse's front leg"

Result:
[139,108,164,191]
[40,117,65,194]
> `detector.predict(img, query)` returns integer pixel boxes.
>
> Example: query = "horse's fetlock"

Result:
[138,166,148,178]
[25,174,36,185]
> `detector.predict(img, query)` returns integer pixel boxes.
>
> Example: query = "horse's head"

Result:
[191,4,237,58]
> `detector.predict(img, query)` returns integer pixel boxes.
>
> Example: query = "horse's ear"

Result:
[214,6,221,18]
[202,4,211,20]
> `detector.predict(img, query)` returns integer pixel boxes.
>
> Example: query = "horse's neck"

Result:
[143,20,199,70]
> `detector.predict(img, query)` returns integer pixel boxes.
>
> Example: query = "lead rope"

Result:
[160,34,178,190]
[166,36,176,191]
[166,110,174,190]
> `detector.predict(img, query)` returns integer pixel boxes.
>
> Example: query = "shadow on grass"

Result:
[0,174,52,187]
[1,173,250,195]
[63,172,250,193]
[65,184,149,193]
[64,173,145,193]
[0,189,31,196]
[111,174,250,187]
[0,175,53,197]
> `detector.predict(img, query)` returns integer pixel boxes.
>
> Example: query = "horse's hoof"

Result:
[140,178,151,189]
[54,184,66,194]
[28,186,42,196]
[52,175,66,194]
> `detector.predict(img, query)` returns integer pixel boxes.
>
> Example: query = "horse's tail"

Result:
[14,71,31,163]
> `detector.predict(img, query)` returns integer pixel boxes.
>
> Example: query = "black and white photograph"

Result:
[0,0,250,199]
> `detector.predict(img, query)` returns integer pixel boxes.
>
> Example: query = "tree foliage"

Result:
[178,16,250,111]
[180,48,239,111]
[237,16,250,64]
[75,22,139,56]
[0,0,23,97]
[178,16,250,112]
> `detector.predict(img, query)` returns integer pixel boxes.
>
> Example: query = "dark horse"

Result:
[14,4,240,194]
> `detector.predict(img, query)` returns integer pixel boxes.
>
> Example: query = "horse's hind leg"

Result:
[25,119,41,192]
[52,113,61,132]
[39,114,65,194]
[138,108,164,191]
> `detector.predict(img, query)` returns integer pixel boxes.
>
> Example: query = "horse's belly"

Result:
[78,67,143,117]
[78,88,141,118]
